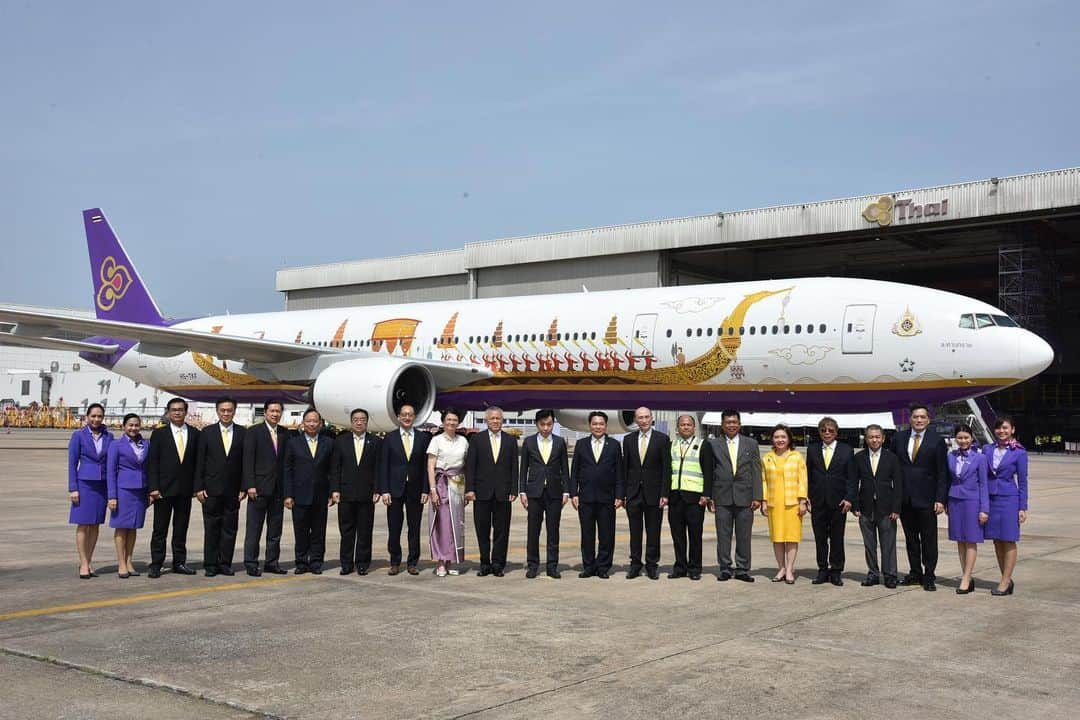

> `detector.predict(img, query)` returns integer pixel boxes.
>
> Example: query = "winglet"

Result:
[83,209,166,326]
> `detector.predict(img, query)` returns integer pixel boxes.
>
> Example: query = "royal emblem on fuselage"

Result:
[96,256,133,311]
[892,306,922,337]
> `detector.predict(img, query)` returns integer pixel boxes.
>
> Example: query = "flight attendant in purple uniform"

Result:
[945,425,989,595]
[107,414,150,578]
[67,403,113,579]
[982,417,1028,596]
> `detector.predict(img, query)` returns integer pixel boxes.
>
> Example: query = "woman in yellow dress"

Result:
[761,424,809,584]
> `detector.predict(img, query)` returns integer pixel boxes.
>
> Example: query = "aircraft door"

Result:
[842,304,876,354]
[631,313,658,358]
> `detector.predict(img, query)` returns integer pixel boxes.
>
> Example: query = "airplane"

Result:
[0,209,1055,433]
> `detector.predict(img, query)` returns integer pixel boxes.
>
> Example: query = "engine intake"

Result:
[556,409,636,434]
[312,357,436,432]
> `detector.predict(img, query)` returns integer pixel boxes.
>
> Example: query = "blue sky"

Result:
[3,1,1078,316]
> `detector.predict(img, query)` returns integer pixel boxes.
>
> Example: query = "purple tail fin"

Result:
[84,209,166,326]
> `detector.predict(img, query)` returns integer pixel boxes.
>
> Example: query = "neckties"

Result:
[912,433,921,460]
[823,445,833,470]
[269,426,278,453]
[639,433,648,462]
[222,426,231,455]
[176,429,186,462]
[308,436,318,458]
[403,432,413,460]
[728,438,738,472]
[593,438,602,462]
[354,435,364,465]
[540,437,551,462]
[492,433,501,462]
[870,452,879,475]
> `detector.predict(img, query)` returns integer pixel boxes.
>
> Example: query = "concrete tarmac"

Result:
[1,429,1078,719]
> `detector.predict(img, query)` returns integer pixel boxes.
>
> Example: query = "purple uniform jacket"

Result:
[947,450,990,514]
[107,439,149,499]
[982,444,1029,511]
[68,426,114,491]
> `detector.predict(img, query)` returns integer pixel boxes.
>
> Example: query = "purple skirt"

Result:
[984,494,1021,542]
[947,498,985,543]
[69,479,107,525]
[110,487,148,529]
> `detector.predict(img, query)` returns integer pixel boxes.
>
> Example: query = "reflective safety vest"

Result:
[670,438,704,493]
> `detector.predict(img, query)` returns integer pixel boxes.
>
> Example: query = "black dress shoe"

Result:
[204,569,219,577]
[923,579,937,592]
[734,573,755,583]
[830,574,844,587]
[246,567,262,577]
[310,566,323,575]
[812,572,829,585]
[903,574,923,586]
[578,569,595,579]
[218,567,234,576]
[597,570,610,579]
[526,567,538,579]
[264,565,287,575]
[718,571,732,582]
[884,577,897,589]
[148,567,162,579]
[861,575,880,587]
[668,570,687,579]
[546,569,561,579]
[625,566,642,580]
[647,567,660,580]
[294,566,309,575]
[689,572,702,581]
[990,580,1014,596]
[493,568,505,577]
[340,566,354,575]
[477,566,492,577]
[357,566,369,576]
[173,564,196,575]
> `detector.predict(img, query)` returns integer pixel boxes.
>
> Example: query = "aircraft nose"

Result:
[1018,331,1054,379]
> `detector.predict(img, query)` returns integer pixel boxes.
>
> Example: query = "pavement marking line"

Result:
[0,575,313,622]
[0,645,281,720]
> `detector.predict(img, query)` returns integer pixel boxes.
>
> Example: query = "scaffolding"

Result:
[998,237,1055,337]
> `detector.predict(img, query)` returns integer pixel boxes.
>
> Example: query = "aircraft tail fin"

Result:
[83,209,167,326]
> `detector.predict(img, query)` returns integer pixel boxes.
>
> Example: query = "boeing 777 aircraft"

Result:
[0,209,1054,431]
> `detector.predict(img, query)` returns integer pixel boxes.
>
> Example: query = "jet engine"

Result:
[312,357,436,432]
[556,409,636,434]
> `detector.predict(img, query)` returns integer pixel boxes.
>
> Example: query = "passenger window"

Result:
[686,328,692,337]
[749,326,756,335]
[771,326,778,335]
[762,326,768,335]
[664,329,671,338]
[591,332,596,340]
[794,324,802,334]
[975,313,995,329]
[819,323,826,333]
[958,314,975,329]
[727,327,735,336]
[739,327,745,335]
[706,328,713,337]
[783,325,790,334]
[806,324,813,334]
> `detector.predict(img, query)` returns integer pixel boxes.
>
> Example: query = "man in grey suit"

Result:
[706,409,763,582]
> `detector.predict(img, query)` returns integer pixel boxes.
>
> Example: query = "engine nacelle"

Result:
[556,409,636,434]
[312,357,436,432]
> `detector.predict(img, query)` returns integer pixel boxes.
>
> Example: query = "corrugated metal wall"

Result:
[284,274,469,310]
[475,252,661,298]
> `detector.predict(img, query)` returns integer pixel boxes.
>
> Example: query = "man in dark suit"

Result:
[706,409,762,582]
[622,406,670,580]
[570,411,624,579]
[891,403,949,591]
[668,414,714,581]
[465,407,518,577]
[518,409,570,579]
[806,416,856,586]
[242,399,291,577]
[378,403,431,576]
[194,397,246,577]
[329,407,381,575]
[852,424,904,588]
[284,408,333,574]
[146,397,201,578]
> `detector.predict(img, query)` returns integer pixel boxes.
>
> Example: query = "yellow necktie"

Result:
[912,433,921,460]
[403,432,413,460]
[492,433,500,462]
[639,433,648,462]
[354,435,364,464]
[823,445,833,470]
[540,437,550,462]
[728,439,738,472]
[222,426,231,456]
[308,436,317,458]
[593,439,603,462]
[269,426,278,453]
[176,429,186,463]
[870,452,879,476]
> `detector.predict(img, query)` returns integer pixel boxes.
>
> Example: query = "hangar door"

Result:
[842,304,876,354]
[631,314,658,358]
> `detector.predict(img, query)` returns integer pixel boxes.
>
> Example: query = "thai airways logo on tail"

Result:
[83,209,167,326]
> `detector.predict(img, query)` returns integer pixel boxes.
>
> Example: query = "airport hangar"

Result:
[276,167,1080,444]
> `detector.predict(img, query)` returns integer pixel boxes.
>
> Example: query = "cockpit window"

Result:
[992,314,1019,327]
[975,313,995,329]
[958,314,975,329]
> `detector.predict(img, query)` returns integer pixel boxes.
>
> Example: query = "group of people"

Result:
[67,399,1029,594]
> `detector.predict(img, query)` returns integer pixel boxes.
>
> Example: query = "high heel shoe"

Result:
[991,580,1015,596]
[956,581,974,594]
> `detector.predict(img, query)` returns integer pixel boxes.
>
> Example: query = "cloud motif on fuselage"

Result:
[770,344,833,365]
[662,297,723,314]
